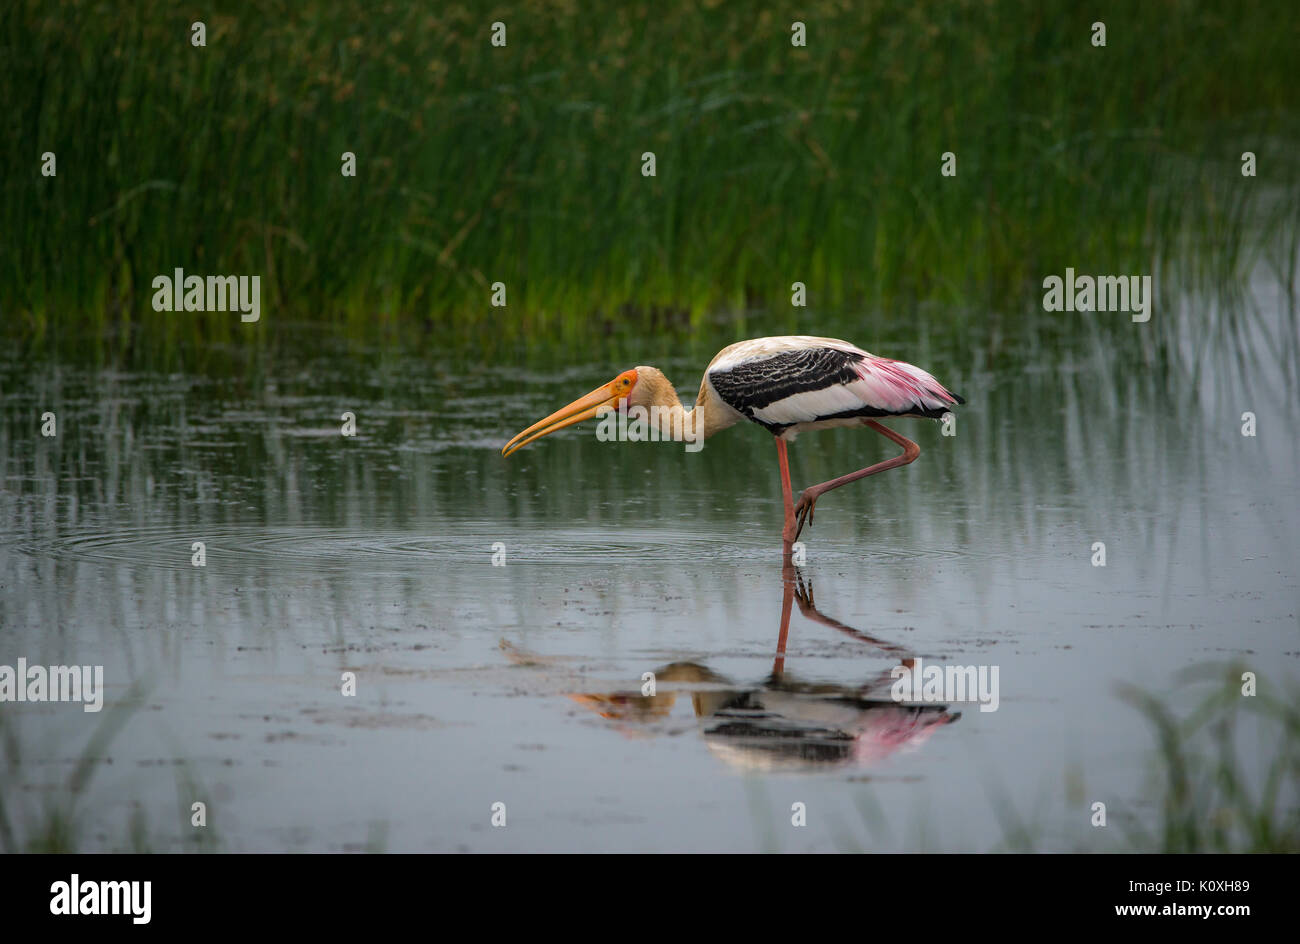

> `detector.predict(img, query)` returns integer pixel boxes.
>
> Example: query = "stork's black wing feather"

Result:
[708,347,864,415]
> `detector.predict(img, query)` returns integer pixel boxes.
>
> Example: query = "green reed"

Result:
[1116,666,1300,854]
[2,0,1298,360]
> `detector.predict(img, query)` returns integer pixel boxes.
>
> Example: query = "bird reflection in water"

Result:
[504,566,958,772]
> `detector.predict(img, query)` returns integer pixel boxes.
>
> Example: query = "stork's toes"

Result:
[793,491,818,540]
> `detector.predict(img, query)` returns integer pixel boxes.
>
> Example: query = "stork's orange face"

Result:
[501,369,638,457]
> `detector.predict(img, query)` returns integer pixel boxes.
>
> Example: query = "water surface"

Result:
[1,287,1297,852]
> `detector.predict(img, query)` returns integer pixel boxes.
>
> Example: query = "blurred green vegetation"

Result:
[986,667,1300,853]
[2,0,1298,359]
[0,684,222,853]
[1117,667,1300,853]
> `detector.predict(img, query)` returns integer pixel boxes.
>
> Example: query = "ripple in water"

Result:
[4,518,992,576]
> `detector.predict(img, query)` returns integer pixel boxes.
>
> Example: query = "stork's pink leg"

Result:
[793,421,920,540]
[776,437,797,550]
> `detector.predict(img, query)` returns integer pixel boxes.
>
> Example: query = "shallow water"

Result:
[1,287,1297,851]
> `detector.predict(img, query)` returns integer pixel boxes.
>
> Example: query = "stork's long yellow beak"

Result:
[501,370,636,457]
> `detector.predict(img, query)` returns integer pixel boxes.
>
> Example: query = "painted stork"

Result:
[501,335,964,552]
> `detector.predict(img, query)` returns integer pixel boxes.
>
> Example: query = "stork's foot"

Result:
[793,489,820,540]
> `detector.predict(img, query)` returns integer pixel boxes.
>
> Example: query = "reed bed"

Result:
[1,0,1297,360]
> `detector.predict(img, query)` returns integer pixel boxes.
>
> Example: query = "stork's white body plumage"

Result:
[502,334,964,552]
[702,335,963,440]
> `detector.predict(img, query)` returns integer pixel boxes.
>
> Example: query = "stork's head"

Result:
[500,366,681,457]
[501,368,638,457]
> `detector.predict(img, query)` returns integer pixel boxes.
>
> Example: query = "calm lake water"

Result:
[1,280,1297,852]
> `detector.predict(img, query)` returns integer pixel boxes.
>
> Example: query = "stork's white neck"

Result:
[602,401,703,452]
[625,366,740,449]
[655,402,699,443]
